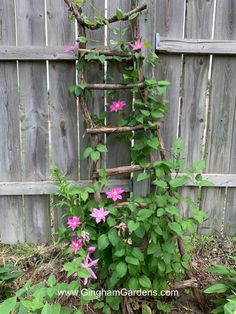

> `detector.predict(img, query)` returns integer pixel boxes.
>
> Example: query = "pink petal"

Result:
[87,268,97,280]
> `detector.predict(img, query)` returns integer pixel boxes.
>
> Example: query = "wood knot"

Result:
[60,120,66,136]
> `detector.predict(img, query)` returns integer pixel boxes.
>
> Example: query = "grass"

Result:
[0,234,236,313]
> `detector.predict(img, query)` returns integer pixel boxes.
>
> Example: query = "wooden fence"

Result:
[0,0,235,244]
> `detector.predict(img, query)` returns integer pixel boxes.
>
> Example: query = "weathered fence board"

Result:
[155,0,186,155]
[0,0,24,244]
[215,0,236,235]
[47,0,78,232]
[201,0,236,235]
[106,0,132,180]
[16,0,51,243]
[79,0,105,180]
[180,0,214,219]
[156,39,236,55]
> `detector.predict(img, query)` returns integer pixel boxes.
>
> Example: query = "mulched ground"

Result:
[0,234,235,313]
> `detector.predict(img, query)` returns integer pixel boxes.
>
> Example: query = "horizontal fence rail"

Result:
[156,37,236,55]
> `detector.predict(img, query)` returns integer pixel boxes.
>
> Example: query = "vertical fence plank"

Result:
[47,0,77,232]
[106,0,132,183]
[0,0,24,243]
[212,0,236,235]
[180,0,214,220]
[16,0,51,243]
[200,0,236,235]
[154,0,186,155]
[153,0,188,215]
[79,0,105,180]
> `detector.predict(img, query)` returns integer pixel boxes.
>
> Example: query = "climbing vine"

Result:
[0,1,211,314]
[54,1,211,313]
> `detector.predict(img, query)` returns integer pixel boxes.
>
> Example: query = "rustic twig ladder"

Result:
[64,0,206,311]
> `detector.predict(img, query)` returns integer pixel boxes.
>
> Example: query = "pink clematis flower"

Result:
[69,238,83,254]
[63,43,79,53]
[110,100,127,112]
[81,253,99,285]
[67,216,81,231]
[130,40,144,51]
[106,187,124,201]
[90,208,110,224]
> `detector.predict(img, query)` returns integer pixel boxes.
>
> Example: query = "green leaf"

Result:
[77,267,91,278]
[78,36,87,43]
[93,302,105,310]
[128,220,140,232]
[156,300,172,313]
[169,176,189,188]
[192,160,205,171]
[137,209,153,221]
[68,85,76,97]
[156,208,165,217]
[108,229,120,246]
[172,138,184,155]
[98,234,110,250]
[0,297,17,314]
[139,275,151,288]
[125,256,139,266]
[168,222,183,237]
[142,304,152,314]
[47,275,57,287]
[206,265,232,276]
[116,8,124,20]
[98,55,106,64]
[106,296,121,311]
[114,248,125,257]
[128,277,139,290]
[103,304,112,314]
[96,144,108,153]
[140,109,150,116]
[152,179,167,189]
[91,150,100,161]
[83,147,93,159]
[147,137,159,149]
[128,12,139,20]
[151,110,164,119]
[137,172,150,182]
[166,205,179,216]
[42,303,61,314]
[116,262,127,278]
[204,283,228,294]
[81,190,89,201]
[157,80,170,86]
[132,248,144,261]
[147,242,159,255]
[143,40,152,49]
[107,216,116,227]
